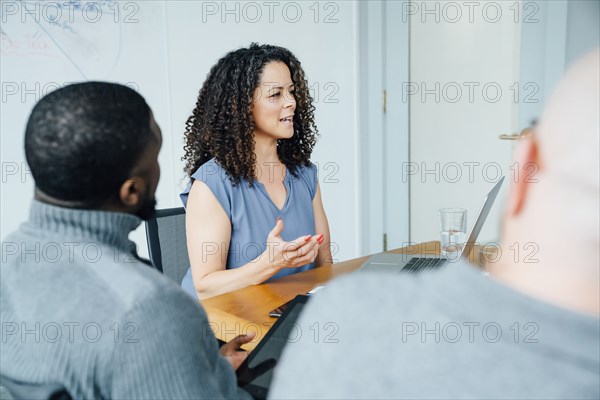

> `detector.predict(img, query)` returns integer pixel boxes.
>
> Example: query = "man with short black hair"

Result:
[24,81,160,219]
[1,82,252,399]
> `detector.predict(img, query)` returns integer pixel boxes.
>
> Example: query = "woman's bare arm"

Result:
[313,183,333,266]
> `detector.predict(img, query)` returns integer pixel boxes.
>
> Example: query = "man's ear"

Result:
[118,177,146,209]
[506,135,540,217]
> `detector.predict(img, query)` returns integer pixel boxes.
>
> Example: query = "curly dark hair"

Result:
[182,43,318,184]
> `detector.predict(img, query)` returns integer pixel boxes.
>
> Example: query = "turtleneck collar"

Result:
[25,200,142,255]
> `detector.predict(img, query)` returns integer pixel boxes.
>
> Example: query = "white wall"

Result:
[566,0,600,66]
[518,0,599,142]
[162,1,360,264]
[4,1,590,261]
[1,1,361,262]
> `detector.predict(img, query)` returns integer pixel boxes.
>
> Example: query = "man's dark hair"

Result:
[25,82,153,206]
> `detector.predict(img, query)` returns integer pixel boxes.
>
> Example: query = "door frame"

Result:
[358,0,410,255]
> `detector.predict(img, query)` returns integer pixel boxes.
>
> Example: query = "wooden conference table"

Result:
[201,241,477,350]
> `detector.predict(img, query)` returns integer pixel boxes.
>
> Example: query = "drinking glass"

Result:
[439,208,467,257]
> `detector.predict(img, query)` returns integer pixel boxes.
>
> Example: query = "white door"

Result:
[409,0,598,247]
[409,1,521,245]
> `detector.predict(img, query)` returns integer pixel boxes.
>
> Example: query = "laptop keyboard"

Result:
[402,257,447,273]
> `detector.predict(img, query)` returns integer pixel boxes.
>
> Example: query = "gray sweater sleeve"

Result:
[108,285,251,400]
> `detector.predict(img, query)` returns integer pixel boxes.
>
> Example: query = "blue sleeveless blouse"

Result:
[180,158,318,297]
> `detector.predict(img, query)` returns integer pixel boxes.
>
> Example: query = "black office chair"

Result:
[0,375,71,400]
[145,207,191,283]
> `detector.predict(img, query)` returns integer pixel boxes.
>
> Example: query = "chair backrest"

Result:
[0,375,72,400]
[145,207,190,283]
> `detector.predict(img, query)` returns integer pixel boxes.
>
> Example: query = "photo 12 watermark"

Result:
[2,321,139,344]
[1,81,141,104]
[1,240,145,265]
[402,81,540,104]
[190,160,341,185]
[204,320,339,344]
[402,161,539,184]
[200,1,341,24]
[253,81,341,105]
[401,320,540,344]
[401,1,540,24]
[1,1,141,25]
[196,240,340,265]
[1,162,32,184]
[397,241,540,265]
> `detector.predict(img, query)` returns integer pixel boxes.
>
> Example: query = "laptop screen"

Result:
[237,295,309,398]
[460,176,504,260]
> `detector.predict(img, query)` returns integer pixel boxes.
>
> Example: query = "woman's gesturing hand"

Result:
[261,218,324,271]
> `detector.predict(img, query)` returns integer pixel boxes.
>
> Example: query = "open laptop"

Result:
[236,295,309,399]
[357,177,504,273]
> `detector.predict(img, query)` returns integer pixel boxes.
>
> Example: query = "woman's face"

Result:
[252,61,296,142]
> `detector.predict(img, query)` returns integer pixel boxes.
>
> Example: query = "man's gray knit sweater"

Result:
[0,201,251,399]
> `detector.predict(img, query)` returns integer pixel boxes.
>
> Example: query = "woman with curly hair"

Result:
[180,43,332,300]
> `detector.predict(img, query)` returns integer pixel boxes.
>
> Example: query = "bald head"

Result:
[494,49,600,315]
[536,49,600,190]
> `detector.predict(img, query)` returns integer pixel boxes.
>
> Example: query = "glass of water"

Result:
[439,208,467,258]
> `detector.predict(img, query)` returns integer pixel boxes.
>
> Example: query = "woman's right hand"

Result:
[261,218,324,272]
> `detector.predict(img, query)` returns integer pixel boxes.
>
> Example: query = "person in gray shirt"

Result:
[0,82,252,399]
[269,50,600,399]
